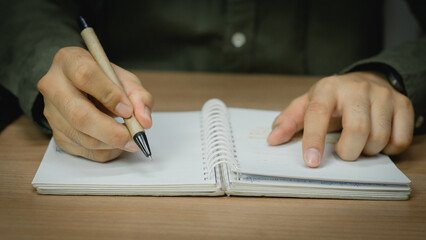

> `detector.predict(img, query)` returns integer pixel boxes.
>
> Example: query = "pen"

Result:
[77,16,152,160]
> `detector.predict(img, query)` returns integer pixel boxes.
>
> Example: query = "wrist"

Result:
[346,63,406,94]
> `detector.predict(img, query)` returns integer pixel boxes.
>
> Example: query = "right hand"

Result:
[38,47,153,162]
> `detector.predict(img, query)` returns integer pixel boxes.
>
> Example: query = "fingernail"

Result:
[306,148,320,167]
[268,126,280,139]
[124,140,139,152]
[268,125,292,144]
[270,126,279,135]
[115,102,133,118]
[144,106,152,120]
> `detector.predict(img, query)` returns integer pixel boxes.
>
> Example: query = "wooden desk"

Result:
[1,71,425,239]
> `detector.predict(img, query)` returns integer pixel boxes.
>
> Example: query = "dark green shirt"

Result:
[1,0,425,133]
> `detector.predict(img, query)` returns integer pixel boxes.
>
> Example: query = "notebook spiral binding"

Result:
[200,99,239,180]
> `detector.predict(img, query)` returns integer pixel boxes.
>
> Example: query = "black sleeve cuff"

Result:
[344,62,407,95]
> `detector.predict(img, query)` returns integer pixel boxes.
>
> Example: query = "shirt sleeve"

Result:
[0,0,84,133]
[340,1,426,135]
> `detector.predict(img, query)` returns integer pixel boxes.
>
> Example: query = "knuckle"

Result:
[376,116,392,131]
[335,147,358,161]
[319,76,339,86]
[73,62,95,88]
[382,88,393,100]
[108,128,130,148]
[127,87,154,108]
[313,76,338,93]
[129,85,148,97]
[101,87,122,107]
[54,47,71,61]
[124,71,139,82]
[141,90,154,107]
[306,101,331,116]
[398,95,413,109]
[68,103,89,130]
[370,131,390,146]
[363,129,391,156]
[55,47,86,61]
[37,76,48,94]
[376,86,393,101]
[352,80,370,92]
[64,127,79,144]
[390,138,412,153]
[144,91,153,103]
[43,107,51,120]
[343,116,370,134]
[80,136,102,149]
[51,91,65,109]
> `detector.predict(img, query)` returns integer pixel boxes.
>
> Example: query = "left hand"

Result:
[267,71,415,168]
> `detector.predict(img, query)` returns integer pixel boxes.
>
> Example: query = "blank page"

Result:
[33,111,215,187]
[228,108,410,184]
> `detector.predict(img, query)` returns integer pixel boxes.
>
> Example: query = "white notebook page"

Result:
[228,108,410,184]
[33,111,215,187]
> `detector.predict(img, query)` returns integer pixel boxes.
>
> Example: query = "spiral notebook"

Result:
[32,99,411,200]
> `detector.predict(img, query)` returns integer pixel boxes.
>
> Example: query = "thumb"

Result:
[267,94,309,145]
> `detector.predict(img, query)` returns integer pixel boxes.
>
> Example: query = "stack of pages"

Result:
[33,99,411,200]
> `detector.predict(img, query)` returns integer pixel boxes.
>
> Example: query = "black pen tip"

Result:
[133,131,152,158]
[78,16,89,31]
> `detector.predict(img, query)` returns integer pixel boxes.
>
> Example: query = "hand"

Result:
[267,71,414,168]
[37,47,153,162]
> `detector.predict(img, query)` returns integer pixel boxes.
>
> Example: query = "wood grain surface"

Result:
[0,71,425,240]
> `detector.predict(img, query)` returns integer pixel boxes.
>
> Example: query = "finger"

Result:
[113,64,154,129]
[362,89,393,155]
[44,100,113,150]
[383,95,414,155]
[267,94,308,145]
[334,86,371,161]
[302,83,337,168]
[45,100,139,152]
[52,126,122,162]
[48,79,136,151]
[39,66,134,150]
[60,47,133,119]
